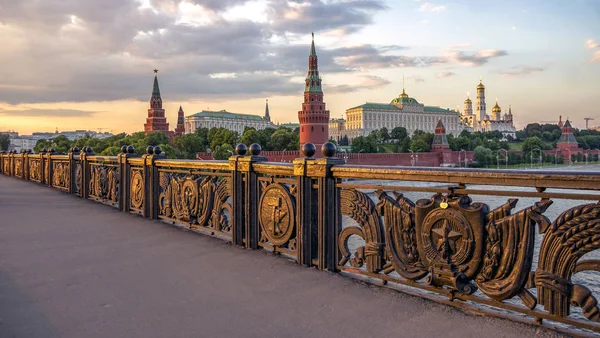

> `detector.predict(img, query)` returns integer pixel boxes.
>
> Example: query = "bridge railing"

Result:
[2,143,600,335]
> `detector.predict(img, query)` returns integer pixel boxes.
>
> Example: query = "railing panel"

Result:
[49,156,70,192]
[155,163,234,240]
[28,156,43,183]
[88,157,120,208]
[254,162,299,260]
[332,168,600,334]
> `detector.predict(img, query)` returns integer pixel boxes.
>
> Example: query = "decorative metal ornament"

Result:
[130,170,144,209]
[258,184,295,246]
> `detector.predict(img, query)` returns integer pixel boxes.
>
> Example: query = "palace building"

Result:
[329,87,463,143]
[184,100,274,135]
[460,79,516,138]
[143,70,185,139]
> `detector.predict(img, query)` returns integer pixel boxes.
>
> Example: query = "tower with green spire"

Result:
[144,69,170,134]
[298,33,330,148]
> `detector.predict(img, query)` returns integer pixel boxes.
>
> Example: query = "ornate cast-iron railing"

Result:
[2,143,600,335]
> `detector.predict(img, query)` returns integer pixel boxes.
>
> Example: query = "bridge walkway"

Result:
[0,175,558,338]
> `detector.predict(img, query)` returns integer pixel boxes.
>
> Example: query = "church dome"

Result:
[492,101,501,112]
[477,79,485,89]
[464,97,472,104]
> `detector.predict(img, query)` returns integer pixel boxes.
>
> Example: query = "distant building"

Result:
[143,70,185,139]
[185,106,274,135]
[3,129,113,152]
[460,79,516,138]
[330,87,463,143]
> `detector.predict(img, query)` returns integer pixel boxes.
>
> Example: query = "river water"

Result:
[341,164,600,323]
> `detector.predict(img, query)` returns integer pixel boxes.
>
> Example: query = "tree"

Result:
[212,143,234,160]
[522,136,546,154]
[173,133,207,159]
[410,139,429,152]
[473,146,493,167]
[0,133,10,151]
[380,127,390,142]
[208,128,237,152]
[391,126,408,143]
[240,128,265,147]
[350,136,377,153]
[268,127,299,151]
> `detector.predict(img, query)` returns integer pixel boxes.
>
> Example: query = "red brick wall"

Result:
[196,150,474,167]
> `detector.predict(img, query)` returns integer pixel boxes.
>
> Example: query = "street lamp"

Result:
[340,148,348,162]
[554,149,559,166]
[281,148,287,162]
[358,149,364,164]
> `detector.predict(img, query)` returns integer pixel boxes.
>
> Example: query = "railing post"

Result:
[293,143,344,270]
[39,149,47,184]
[18,151,26,180]
[229,144,247,246]
[80,147,94,198]
[0,151,4,175]
[8,150,15,177]
[46,148,55,187]
[238,144,267,249]
[118,145,138,212]
[142,146,165,219]
[68,147,79,194]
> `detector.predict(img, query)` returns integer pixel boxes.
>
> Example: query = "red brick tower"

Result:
[432,120,450,151]
[432,119,452,166]
[174,105,185,136]
[144,69,170,134]
[298,33,329,148]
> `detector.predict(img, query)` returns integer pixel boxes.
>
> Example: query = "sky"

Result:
[0,0,599,135]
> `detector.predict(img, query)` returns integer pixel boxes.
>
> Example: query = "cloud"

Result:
[0,108,99,117]
[418,2,446,12]
[437,71,456,78]
[498,66,546,77]
[329,75,390,93]
[587,39,600,62]
[409,75,425,83]
[511,26,517,31]
[443,46,508,66]
[268,0,387,35]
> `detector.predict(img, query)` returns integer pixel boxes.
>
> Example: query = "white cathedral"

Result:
[461,79,516,139]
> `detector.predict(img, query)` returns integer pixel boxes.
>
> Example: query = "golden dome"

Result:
[492,99,501,112]
[399,88,409,98]
[477,78,485,89]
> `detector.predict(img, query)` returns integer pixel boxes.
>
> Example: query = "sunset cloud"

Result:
[418,2,446,12]
[498,66,546,77]
[587,39,600,62]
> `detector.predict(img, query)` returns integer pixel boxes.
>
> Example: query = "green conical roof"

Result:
[152,75,161,100]
[305,33,322,93]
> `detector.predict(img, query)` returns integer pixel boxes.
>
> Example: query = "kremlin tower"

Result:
[298,33,330,148]
[174,105,185,136]
[144,69,170,134]
[143,69,186,140]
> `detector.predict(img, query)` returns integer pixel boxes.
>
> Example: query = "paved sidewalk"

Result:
[0,175,560,338]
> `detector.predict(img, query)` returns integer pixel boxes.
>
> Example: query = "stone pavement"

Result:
[0,175,561,338]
